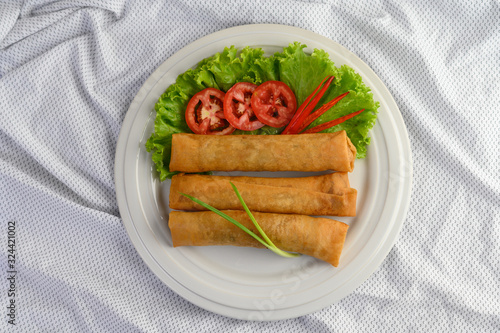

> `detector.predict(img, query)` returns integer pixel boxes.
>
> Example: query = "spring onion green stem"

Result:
[229,182,300,258]
[179,186,300,258]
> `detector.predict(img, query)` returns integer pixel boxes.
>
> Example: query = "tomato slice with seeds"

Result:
[223,82,265,131]
[185,88,235,135]
[251,81,297,128]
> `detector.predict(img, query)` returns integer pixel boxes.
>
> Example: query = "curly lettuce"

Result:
[146,42,379,181]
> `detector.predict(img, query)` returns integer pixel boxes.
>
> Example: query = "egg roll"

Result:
[169,173,357,216]
[174,172,350,195]
[169,131,356,173]
[169,210,349,267]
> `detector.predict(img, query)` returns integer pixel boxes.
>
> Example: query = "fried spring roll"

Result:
[175,172,350,195]
[169,131,356,173]
[169,174,357,216]
[169,210,349,267]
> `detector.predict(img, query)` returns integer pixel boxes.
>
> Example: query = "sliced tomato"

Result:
[223,82,265,131]
[251,81,297,128]
[185,88,235,135]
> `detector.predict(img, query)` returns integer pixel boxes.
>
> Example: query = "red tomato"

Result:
[185,88,235,135]
[251,81,297,128]
[223,82,265,131]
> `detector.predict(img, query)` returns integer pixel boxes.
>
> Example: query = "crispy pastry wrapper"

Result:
[169,210,349,267]
[173,172,350,195]
[169,131,356,173]
[169,173,357,216]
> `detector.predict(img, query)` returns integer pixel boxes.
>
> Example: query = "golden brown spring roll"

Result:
[169,210,349,267]
[169,173,357,216]
[169,131,356,173]
[175,172,350,195]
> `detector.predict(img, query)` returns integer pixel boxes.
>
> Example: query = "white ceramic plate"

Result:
[114,24,412,321]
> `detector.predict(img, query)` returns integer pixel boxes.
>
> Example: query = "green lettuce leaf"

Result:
[146,42,379,181]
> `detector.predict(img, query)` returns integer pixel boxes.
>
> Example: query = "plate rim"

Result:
[114,23,413,321]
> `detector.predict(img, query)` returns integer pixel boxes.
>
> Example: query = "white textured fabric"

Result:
[1,1,499,331]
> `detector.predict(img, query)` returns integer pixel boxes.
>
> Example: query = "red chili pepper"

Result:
[281,76,334,135]
[296,91,349,133]
[303,109,365,134]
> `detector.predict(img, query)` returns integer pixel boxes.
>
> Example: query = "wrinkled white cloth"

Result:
[1,1,499,331]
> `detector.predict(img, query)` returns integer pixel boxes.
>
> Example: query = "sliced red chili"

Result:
[303,109,365,134]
